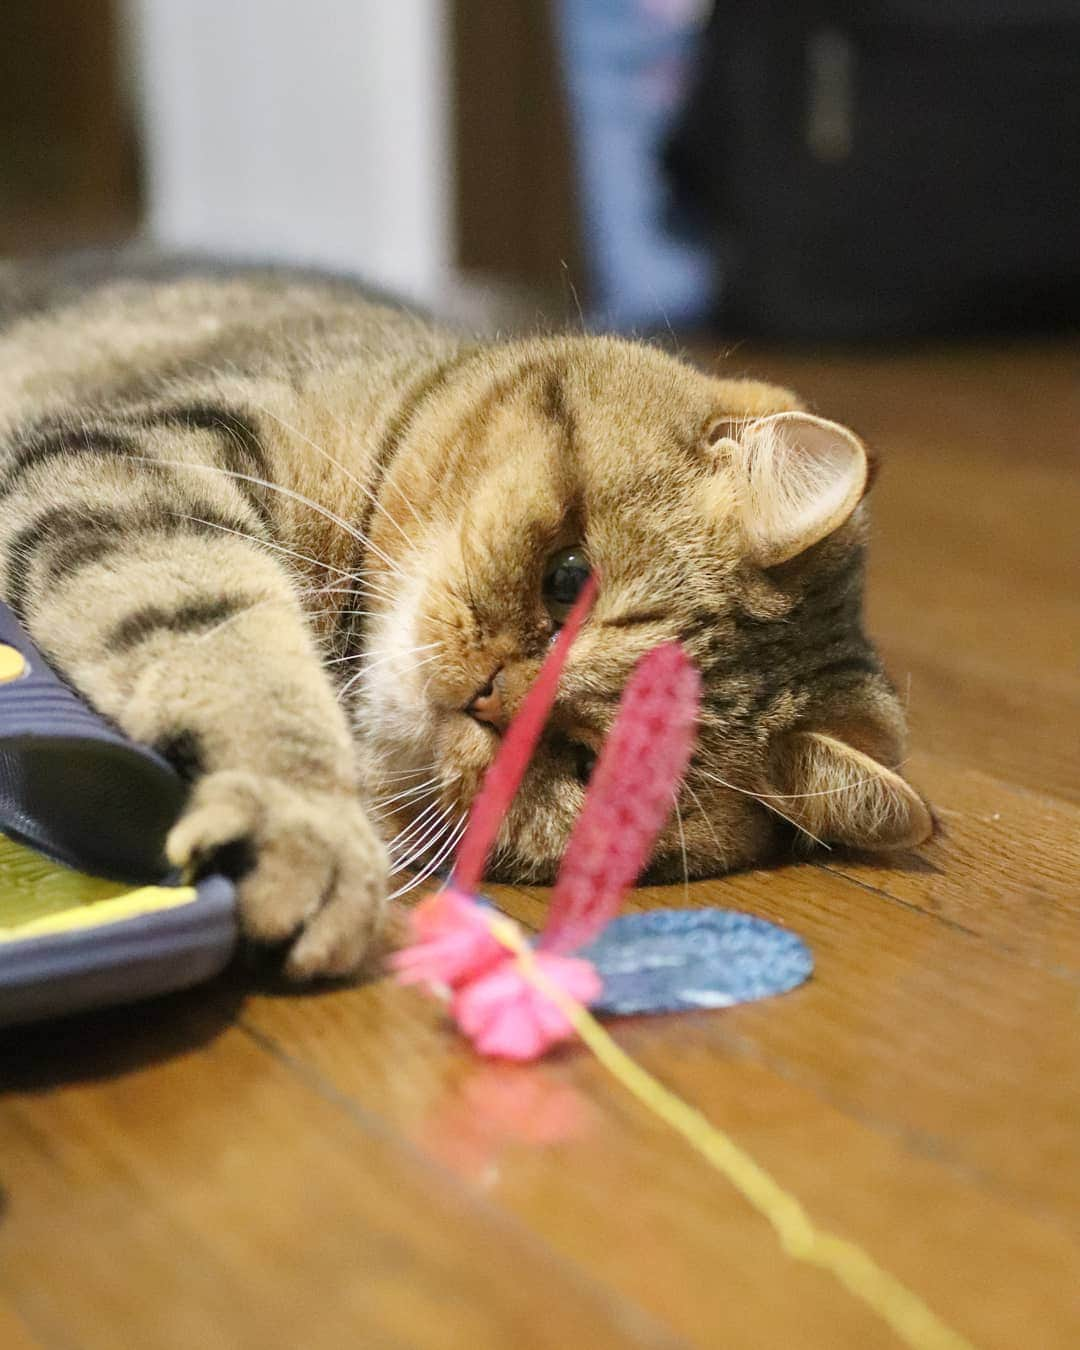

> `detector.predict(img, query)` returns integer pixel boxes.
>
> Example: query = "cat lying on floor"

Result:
[0,254,930,979]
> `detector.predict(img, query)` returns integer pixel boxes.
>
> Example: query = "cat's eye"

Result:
[542,546,591,624]
[570,743,597,787]
[550,732,597,787]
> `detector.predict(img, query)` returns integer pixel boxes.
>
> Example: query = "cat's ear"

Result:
[767,730,933,851]
[718,411,870,567]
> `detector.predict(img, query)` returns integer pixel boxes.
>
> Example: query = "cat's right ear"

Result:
[767,730,934,851]
[710,412,870,566]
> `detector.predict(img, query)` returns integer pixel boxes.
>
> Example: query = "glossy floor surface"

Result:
[1,341,1077,1349]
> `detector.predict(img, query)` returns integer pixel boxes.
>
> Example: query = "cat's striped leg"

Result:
[0,437,387,979]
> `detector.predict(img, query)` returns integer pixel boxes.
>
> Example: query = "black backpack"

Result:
[669,1,1080,338]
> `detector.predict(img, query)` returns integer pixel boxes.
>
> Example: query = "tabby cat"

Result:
[0,255,931,979]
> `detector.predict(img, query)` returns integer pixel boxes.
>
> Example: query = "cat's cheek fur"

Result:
[357,567,442,764]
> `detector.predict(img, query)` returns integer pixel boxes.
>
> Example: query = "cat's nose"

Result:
[466,668,507,730]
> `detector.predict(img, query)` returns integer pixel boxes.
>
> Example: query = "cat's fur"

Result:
[0,255,931,979]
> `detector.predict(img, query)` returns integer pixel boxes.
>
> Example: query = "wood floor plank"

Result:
[238,959,1080,1350]
[0,1004,679,1350]
[0,1298,45,1350]
[495,867,1080,1231]
[1,338,1075,1350]
[874,640,1080,804]
[824,751,1080,972]
[238,984,891,1349]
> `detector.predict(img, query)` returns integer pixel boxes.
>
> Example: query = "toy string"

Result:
[488,915,977,1350]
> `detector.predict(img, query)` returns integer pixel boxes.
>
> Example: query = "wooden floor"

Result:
[1,340,1078,1349]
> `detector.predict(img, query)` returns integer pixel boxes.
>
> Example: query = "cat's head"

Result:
[357,335,932,883]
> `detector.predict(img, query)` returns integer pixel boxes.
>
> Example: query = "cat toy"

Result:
[392,577,812,1060]
[393,580,975,1350]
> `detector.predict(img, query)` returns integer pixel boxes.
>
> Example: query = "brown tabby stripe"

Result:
[540,364,571,426]
[603,606,671,629]
[152,728,205,782]
[538,358,581,484]
[334,348,479,659]
[363,349,483,527]
[0,427,138,498]
[6,502,248,622]
[130,404,277,533]
[107,594,253,652]
[810,653,881,679]
[446,355,560,468]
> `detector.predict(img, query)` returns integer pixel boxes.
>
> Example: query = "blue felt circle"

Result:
[580,909,813,1016]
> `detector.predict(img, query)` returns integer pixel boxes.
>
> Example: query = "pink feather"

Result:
[539,642,701,955]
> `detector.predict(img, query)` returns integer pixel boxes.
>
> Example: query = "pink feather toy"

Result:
[392,579,703,1060]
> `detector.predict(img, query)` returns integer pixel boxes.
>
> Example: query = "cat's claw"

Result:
[166,769,389,981]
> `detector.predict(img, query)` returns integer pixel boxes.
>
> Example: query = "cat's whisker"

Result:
[338,652,440,701]
[374,793,442,828]
[387,799,447,856]
[377,767,459,798]
[390,812,454,870]
[698,758,910,802]
[693,767,831,850]
[243,395,419,548]
[561,258,587,333]
[372,774,449,817]
[136,454,405,579]
[684,783,724,855]
[324,640,441,669]
[189,577,363,635]
[389,793,460,854]
[389,807,457,874]
[387,814,468,899]
[673,797,691,904]
[189,579,383,652]
[419,661,448,701]
[373,785,442,819]
[341,570,399,600]
[190,593,288,646]
[309,384,453,537]
[376,764,442,782]
[761,769,911,802]
[170,512,361,583]
[339,648,443,699]
[334,644,442,694]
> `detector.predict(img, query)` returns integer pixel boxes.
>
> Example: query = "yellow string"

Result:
[488,916,976,1350]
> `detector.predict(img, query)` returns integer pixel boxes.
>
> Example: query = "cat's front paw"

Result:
[166,770,389,980]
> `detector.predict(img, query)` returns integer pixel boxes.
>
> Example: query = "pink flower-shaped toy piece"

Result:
[452,953,603,1061]
[390,888,506,989]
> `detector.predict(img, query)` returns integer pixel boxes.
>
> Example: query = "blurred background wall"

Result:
[127,0,454,307]
[1,1,1077,339]
[0,1,139,253]
[0,0,576,316]
[0,0,708,327]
